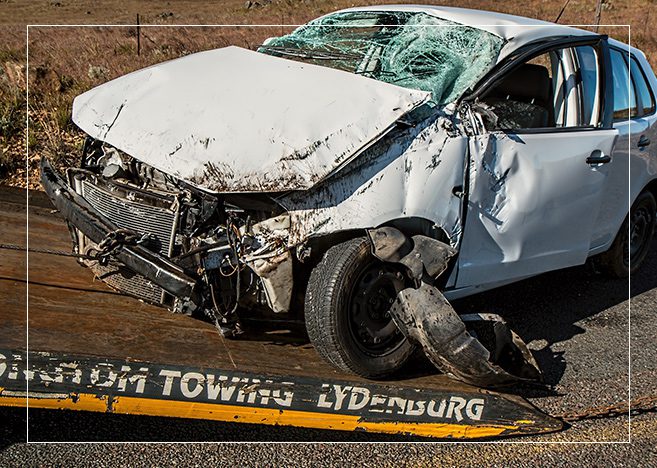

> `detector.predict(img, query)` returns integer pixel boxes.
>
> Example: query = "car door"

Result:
[590,48,657,252]
[455,39,619,290]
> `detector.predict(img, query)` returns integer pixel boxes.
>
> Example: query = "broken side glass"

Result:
[258,11,505,106]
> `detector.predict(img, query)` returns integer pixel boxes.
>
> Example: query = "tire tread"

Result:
[304,237,413,378]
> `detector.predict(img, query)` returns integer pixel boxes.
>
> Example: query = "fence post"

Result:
[137,14,141,56]
[594,0,603,33]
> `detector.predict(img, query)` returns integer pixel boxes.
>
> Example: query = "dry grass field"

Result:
[0,0,655,188]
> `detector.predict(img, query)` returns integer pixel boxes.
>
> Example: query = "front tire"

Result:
[597,191,656,278]
[305,237,415,379]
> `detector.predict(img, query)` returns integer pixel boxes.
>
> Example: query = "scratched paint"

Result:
[278,110,468,248]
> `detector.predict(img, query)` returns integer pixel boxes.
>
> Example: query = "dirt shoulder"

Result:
[0,0,654,188]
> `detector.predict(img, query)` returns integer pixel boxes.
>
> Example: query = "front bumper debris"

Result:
[40,157,199,302]
[390,282,542,387]
[368,226,541,387]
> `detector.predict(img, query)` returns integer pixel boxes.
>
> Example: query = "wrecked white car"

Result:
[41,6,657,386]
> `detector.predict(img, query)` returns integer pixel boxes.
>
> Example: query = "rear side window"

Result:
[630,57,656,116]
[610,49,637,120]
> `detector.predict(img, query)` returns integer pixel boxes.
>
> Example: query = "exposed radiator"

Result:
[77,179,179,305]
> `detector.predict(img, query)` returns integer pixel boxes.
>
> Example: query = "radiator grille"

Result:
[90,259,165,304]
[78,180,179,304]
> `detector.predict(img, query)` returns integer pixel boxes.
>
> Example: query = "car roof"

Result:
[330,5,639,61]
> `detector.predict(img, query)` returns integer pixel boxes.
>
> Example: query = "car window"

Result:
[258,11,505,107]
[630,56,656,116]
[479,51,555,130]
[480,45,600,131]
[575,46,599,126]
[610,49,638,120]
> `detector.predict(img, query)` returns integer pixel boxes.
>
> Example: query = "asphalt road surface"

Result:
[1,186,656,466]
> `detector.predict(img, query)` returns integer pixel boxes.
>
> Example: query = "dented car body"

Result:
[42,6,657,386]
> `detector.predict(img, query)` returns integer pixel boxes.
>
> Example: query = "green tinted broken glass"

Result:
[258,11,505,106]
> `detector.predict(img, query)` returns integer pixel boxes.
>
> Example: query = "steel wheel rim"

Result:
[348,262,406,356]
[624,205,653,267]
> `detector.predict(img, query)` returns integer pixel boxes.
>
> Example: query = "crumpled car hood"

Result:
[72,46,431,193]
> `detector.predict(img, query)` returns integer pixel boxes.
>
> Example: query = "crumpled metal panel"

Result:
[72,46,431,193]
[278,113,467,247]
[455,129,619,293]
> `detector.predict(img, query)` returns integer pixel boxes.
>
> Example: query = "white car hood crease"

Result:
[73,46,431,193]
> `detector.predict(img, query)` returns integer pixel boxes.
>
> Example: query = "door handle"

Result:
[586,150,611,165]
[638,135,651,149]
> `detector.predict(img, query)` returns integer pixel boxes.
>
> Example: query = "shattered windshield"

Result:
[258,11,505,106]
